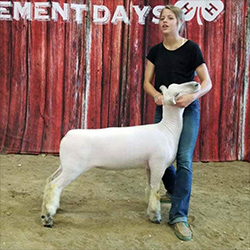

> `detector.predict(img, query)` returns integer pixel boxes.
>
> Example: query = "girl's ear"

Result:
[178,18,185,34]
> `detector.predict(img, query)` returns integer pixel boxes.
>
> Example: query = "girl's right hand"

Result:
[154,94,164,105]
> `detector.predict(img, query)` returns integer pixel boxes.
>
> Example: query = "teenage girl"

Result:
[144,5,212,241]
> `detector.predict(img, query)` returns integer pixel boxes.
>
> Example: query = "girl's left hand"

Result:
[175,94,196,108]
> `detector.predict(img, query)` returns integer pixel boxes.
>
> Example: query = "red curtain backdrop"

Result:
[0,0,249,161]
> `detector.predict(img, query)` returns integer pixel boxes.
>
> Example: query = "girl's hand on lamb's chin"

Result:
[175,94,196,108]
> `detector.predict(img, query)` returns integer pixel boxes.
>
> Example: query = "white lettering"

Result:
[52,2,69,21]
[93,5,110,24]
[13,2,32,20]
[34,2,50,21]
[0,2,224,24]
[111,5,129,25]
[133,5,151,25]
[152,5,164,24]
[71,3,87,24]
[0,1,12,20]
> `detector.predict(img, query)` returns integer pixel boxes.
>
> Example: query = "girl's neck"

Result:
[163,35,185,51]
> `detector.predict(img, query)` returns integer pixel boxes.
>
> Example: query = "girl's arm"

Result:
[176,63,212,108]
[143,60,164,105]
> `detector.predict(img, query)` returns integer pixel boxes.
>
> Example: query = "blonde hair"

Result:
[160,5,185,34]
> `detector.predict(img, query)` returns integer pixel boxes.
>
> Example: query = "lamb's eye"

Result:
[175,93,179,97]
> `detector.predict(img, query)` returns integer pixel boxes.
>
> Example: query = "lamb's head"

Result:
[160,81,201,105]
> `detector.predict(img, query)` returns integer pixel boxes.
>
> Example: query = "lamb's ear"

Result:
[170,96,176,105]
[159,85,167,94]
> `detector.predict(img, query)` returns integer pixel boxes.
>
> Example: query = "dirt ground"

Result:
[0,154,249,250]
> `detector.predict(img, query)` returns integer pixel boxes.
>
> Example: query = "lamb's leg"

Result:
[145,168,151,202]
[147,163,166,224]
[41,165,85,227]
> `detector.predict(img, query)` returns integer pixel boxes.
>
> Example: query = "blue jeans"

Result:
[154,100,200,224]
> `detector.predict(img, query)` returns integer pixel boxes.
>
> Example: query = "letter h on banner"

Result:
[175,0,224,25]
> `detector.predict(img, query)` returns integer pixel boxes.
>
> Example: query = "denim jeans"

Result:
[154,100,200,224]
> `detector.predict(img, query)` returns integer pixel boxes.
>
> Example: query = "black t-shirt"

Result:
[146,40,205,91]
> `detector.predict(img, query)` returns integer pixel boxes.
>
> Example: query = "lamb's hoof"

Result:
[148,210,161,224]
[41,214,53,228]
[44,223,53,228]
[153,219,161,224]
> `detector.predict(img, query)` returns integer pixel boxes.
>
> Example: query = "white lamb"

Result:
[41,81,200,227]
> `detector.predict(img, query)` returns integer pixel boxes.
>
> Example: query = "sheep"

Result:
[41,81,201,227]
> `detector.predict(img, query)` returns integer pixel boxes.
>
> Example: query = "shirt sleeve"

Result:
[146,45,157,65]
[192,43,205,69]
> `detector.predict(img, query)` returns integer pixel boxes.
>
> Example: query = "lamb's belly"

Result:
[97,162,146,170]
[83,133,150,169]
[93,152,147,170]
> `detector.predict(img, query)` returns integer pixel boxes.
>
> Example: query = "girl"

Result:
[144,5,212,241]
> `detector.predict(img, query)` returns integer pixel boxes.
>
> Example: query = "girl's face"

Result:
[159,9,179,36]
